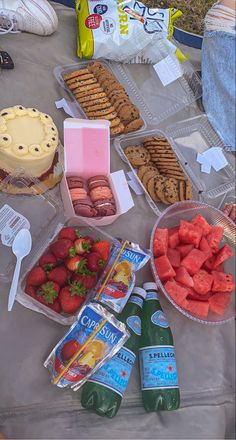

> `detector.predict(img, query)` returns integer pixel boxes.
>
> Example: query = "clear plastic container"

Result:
[167,115,235,195]
[0,171,117,325]
[114,115,235,215]
[54,59,147,137]
[114,128,200,216]
[54,47,202,132]
[150,201,236,325]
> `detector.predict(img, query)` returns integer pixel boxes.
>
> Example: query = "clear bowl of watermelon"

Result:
[151,201,235,324]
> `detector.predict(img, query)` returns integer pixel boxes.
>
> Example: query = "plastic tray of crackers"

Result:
[114,116,235,215]
[54,60,146,137]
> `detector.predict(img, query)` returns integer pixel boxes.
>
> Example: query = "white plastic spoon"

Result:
[8,228,32,311]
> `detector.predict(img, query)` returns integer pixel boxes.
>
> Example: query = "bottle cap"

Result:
[143,282,157,291]
[132,287,146,299]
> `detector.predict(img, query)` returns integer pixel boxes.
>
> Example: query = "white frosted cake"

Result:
[0,105,62,194]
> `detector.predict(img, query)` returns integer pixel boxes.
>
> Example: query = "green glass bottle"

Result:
[81,287,146,417]
[139,282,180,412]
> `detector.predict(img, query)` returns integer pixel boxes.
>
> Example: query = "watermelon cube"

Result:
[164,279,189,307]
[179,219,203,248]
[206,226,224,254]
[181,249,208,275]
[212,271,235,293]
[215,263,225,272]
[199,237,212,258]
[167,248,181,268]
[185,299,209,318]
[193,270,213,295]
[154,255,176,281]
[153,228,169,257]
[168,227,180,249]
[209,292,232,315]
[212,244,234,269]
[203,256,216,272]
[191,214,212,236]
[187,290,213,302]
[175,266,194,288]
[176,244,194,258]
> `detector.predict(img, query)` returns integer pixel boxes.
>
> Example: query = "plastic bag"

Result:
[75,0,183,64]
[44,302,129,390]
[94,240,150,312]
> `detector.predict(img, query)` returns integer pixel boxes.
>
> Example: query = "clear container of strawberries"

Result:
[150,201,236,325]
[0,171,117,325]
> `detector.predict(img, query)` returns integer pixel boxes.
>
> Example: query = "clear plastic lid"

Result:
[115,115,235,215]
[54,42,202,131]
[0,170,63,283]
[132,286,146,299]
[143,282,157,291]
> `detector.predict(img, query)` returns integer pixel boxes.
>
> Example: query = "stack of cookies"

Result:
[124,136,193,205]
[63,61,144,136]
[67,175,116,218]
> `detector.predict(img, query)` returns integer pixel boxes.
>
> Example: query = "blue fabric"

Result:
[53,0,74,7]
[202,31,236,150]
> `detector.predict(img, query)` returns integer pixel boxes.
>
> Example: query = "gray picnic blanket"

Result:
[0,3,235,439]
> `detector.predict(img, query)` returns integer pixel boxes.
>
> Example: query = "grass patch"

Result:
[143,0,215,35]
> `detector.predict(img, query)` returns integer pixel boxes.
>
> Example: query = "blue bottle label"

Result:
[126,315,141,336]
[151,311,169,328]
[146,291,159,301]
[88,347,136,397]
[129,295,143,308]
[139,346,179,390]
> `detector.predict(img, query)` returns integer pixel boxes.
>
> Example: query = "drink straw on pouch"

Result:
[53,317,107,385]
[96,240,128,300]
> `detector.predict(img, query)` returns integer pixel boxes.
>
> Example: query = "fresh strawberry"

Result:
[37,281,60,304]
[72,272,97,290]
[83,236,94,246]
[58,227,80,242]
[39,253,57,271]
[59,282,86,314]
[47,299,62,313]
[25,284,37,299]
[50,239,76,260]
[26,267,47,287]
[86,252,105,272]
[61,340,81,361]
[74,237,92,255]
[91,240,110,261]
[48,266,68,286]
[65,256,87,272]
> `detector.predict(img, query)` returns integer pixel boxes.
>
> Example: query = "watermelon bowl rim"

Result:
[150,200,236,325]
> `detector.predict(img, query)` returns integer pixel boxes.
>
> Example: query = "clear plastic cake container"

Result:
[150,201,236,325]
[61,118,134,227]
[0,170,117,325]
[54,42,202,132]
[114,115,235,215]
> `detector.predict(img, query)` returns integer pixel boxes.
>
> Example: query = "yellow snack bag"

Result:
[75,0,183,64]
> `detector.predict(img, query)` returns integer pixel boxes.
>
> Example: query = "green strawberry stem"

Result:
[69,281,86,296]
[98,259,105,268]
[38,282,58,304]
[69,247,77,257]
[75,229,81,238]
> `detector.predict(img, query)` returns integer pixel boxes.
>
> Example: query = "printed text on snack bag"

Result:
[117,0,128,34]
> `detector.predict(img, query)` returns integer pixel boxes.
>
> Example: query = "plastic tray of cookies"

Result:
[114,129,200,216]
[114,115,235,215]
[54,59,147,137]
[0,170,117,325]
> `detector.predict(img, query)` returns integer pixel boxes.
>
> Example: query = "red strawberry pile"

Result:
[25,227,110,315]
[153,214,235,319]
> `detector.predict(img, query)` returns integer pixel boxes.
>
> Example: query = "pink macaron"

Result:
[90,186,113,202]
[70,187,87,202]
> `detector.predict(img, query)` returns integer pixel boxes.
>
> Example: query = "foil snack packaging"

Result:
[94,241,150,312]
[44,302,129,390]
[75,0,183,64]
